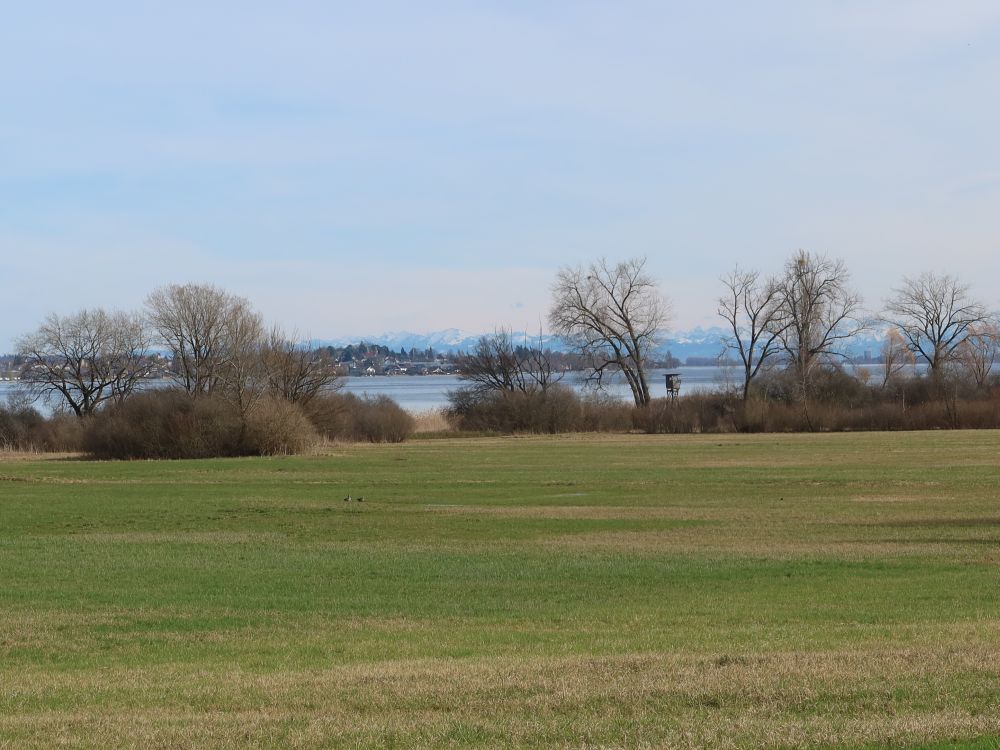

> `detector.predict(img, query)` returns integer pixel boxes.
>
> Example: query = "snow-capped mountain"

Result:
[653,327,890,360]
[304,329,486,354]
[306,326,890,360]
[655,327,729,359]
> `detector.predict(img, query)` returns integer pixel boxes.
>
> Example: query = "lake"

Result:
[337,366,736,412]
[0,367,731,416]
[0,364,922,416]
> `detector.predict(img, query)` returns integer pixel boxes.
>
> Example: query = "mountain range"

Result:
[305,327,890,361]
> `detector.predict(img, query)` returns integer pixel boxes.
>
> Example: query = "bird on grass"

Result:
[342,494,351,502]
[356,496,364,502]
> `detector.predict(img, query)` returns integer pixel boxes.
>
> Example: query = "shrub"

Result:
[302,392,353,437]
[243,397,319,455]
[83,390,245,459]
[445,385,586,434]
[306,393,415,443]
[31,414,85,452]
[84,390,323,459]
[578,392,633,432]
[0,405,40,451]
[0,405,83,452]
[633,393,739,434]
[723,392,1000,433]
[347,394,415,443]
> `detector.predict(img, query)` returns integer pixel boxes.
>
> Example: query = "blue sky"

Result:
[3,1,1000,351]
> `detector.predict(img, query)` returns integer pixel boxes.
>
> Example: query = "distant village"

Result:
[0,342,690,383]
[296,342,685,377]
[0,346,458,382]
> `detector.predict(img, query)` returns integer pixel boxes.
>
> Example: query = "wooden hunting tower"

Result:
[665,373,681,400]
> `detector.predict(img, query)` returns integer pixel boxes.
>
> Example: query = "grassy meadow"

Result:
[2,431,1000,748]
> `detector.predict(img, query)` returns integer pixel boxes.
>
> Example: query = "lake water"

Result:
[0,364,922,416]
[337,366,735,412]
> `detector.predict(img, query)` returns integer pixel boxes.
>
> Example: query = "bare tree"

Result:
[16,309,150,417]
[882,272,990,378]
[519,334,560,393]
[774,250,865,394]
[955,320,1000,390]
[263,329,340,405]
[879,327,915,390]
[458,328,558,397]
[215,305,267,424]
[549,257,668,407]
[145,283,257,396]
[717,266,787,400]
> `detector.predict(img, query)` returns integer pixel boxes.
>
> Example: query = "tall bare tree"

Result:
[549,257,668,407]
[263,329,339,405]
[718,266,787,400]
[215,304,267,423]
[882,272,990,377]
[16,309,150,417]
[879,327,915,390]
[955,320,1000,390]
[145,283,258,396]
[774,250,865,394]
[458,328,558,397]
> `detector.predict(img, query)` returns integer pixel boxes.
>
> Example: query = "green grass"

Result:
[2,431,1000,748]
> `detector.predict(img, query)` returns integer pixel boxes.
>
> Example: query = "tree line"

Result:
[8,252,1000,449]
[15,283,337,419]
[717,251,996,402]
[6,283,422,456]
[459,250,996,412]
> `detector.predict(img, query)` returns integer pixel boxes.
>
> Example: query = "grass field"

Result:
[2,431,1000,749]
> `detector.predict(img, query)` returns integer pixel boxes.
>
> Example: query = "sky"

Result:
[2,1,1000,351]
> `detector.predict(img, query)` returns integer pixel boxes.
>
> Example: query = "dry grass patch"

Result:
[4,645,1000,748]
[411,409,452,433]
[0,450,81,462]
